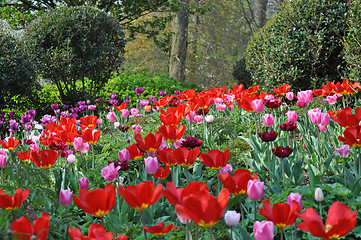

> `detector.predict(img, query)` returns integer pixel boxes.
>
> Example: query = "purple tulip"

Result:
[219,164,233,175]
[79,177,89,190]
[0,155,6,168]
[144,156,158,174]
[335,145,351,158]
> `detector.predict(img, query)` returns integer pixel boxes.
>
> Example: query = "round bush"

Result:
[246,0,349,91]
[23,6,125,104]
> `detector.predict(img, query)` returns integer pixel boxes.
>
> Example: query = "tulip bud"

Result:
[205,115,214,123]
[254,221,274,240]
[286,92,294,100]
[60,189,73,206]
[287,192,302,210]
[308,108,322,125]
[194,115,203,124]
[96,119,103,125]
[107,112,117,122]
[262,114,274,127]
[66,154,76,164]
[30,143,39,152]
[224,210,240,226]
[320,113,330,126]
[315,188,324,202]
[114,122,120,128]
[118,149,130,163]
[144,157,159,174]
[296,99,307,108]
[247,179,264,202]
[79,177,89,190]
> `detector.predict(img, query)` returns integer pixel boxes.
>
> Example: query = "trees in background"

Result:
[23,6,125,104]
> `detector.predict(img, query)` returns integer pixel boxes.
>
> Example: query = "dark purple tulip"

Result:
[51,104,59,110]
[181,136,203,149]
[174,90,181,95]
[264,98,282,109]
[272,146,293,158]
[258,130,278,142]
[135,87,145,97]
[279,121,297,131]
[196,108,209,115]
[27,109,36,117]
[63,104,69,110]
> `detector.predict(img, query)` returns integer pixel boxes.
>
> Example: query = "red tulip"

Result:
[73,183,116,217]
[273,84,290,96]
[134,132,163,154]
[158,124,186,143]
[218,169,258,195]
[142,222,179,236]
[338,127,361,148]
[126,143,144,160]
[113,103,128,112]
[163,181,209,206]
[297,201,357,239]
[176,89,195,101]
[175,188,229,228]
[152,166,170,180]
[0,188,29,210]
[80,115,98,129]
[200,149,230,170]
[156,148,178,166]
[30,150,58,169]
[174,147,200,167]
[153,96,174,108]
[0,137,20,150]
[259,199,300,229]
[17,151,31,162]
[279,121,297,131]
[118,180,162,211]
[11,212,50,240]
[68,224,127,240]
[332,107,361,128]
[159,108,183,126]
[82,128,101,145]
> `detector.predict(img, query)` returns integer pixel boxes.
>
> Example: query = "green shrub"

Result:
[344,0,361,82]
[0,24,38,111]
[246,0,349,91]
[232,57,252,88]
[23,6,125,105]
[102,69,201,105]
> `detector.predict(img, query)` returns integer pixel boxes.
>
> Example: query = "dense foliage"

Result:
[344,0,361,82]
[0,25,37,111]
[23,6,125,104]
[232,57,252,88]
[246,0,349,91]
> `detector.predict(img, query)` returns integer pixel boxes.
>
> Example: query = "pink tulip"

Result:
[101,163,120,182]
[219,164,233,175]
[132,124,142,135]
[287,192,302,211]
[130,108,139,117]
[320,113,330,126]
[216,104,226,111]
[173,138,185,148]
[30,143,39,152]
[79,177,89,190]
[308,108,322,125]
[286,110,298,123]
[73,137,84,151]
[194,115,203,124]
[286,92,294,100]
[205,115,214,123]
[0,155,6,168]
[60,189,73,206]
[66,154,76,163]
[177,213,190,224]
[262,114,274,127]
[252,99,264,113]
[335,145,351,158]
[318,124,327,132]
[118,149,130,163]
[247,179,264,202]
[122,109,129,118]
[107,112,117,122]
[144,156,158,174]
[186,111,196,122]
[324,94,339,105]
[96,119,103,125]
[296,99,307,108]
[254,221,274,240]
[297,90,313,103]
[214,98,223,105]
[81,143,89,153]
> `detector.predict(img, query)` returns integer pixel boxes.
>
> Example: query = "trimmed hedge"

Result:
[246,0,349,91]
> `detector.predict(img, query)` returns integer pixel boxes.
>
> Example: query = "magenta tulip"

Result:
[219,164,233,175]
[121,109,129,118]
[118,149,130,163]
[296,99,307,108]
[336,145,351,158]
[287,193,302,211]
[254,221,274,240]
[286,92,294,100]
[320,113,330,126]
[60,189,73,206]
[308,108,322,125]
[73,137,84,151]
[79,177,89,190]
[247,179,264,202]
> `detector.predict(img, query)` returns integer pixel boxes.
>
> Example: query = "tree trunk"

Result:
[254,0,268,29]
[169,0,190,81]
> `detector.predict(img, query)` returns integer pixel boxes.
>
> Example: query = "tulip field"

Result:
[1,81,361,239]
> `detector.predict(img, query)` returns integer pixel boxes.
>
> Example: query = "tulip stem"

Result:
[186,221,190,240]
[141,210,148,240]
[230,226,233,238]
[238,196,245,227]
[358,148,361,176]
[185,167,189,185]
[254,201,257,222]
[100,216,104,226]
[79,152,83,170]
[92,145,95,169]
[294,223,297,240]
[217,176,220,195]
[319,202,322,218]
[208,227,214,240]
[195,224,199,240]
[280,229,284,240]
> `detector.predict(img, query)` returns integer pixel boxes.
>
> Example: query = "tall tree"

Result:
[169,0,190,81]
[254,0,268,28]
